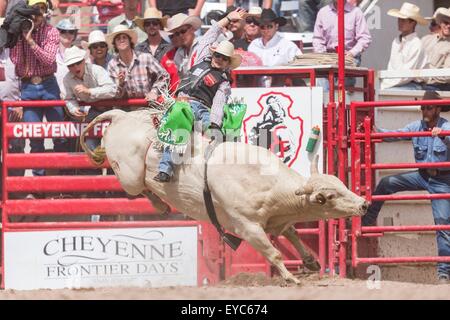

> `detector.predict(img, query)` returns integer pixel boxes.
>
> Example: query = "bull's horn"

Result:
[310,155,319,175]
[295,185,313,196]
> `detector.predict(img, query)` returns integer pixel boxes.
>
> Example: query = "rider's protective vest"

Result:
[177,59,230,108]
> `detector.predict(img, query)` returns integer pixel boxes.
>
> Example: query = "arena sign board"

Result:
[4,227,198,290]
[231,87,323,176]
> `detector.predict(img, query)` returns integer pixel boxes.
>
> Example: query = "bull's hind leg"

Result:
[232,221,300,285]
[283,226,321,272]
[142,190,171,218]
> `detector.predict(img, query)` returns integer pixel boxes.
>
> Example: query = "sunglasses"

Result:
[169,26,191,39]
[441,20,450,25]
[421,106,436,111]
[213,52,230,62]
[90,42,107,50]
[245,17,260,26]
[144,20,161,27]
[60,30,77,35]
[260,24,275,30]
[68,60,83,68]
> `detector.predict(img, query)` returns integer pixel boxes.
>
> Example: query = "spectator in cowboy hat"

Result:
[107,0,147,44]
[55,18,79,98]
[421,7,450,91]
[362,90,450,284]
[380,2,428,90]
[9,0,69,177]
[234,6,262,51]
[63,46,116,143]
[164,13,202,80]
[106,24,170,108]
[135,8,179,93]
[154,8,245,183]
[220,6,245,45]
[84,30,112,70]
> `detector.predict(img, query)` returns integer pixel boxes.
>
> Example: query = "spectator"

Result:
[85,30,112,70]
[165,13,202,80]
[361,91,450,284]
[234,6,262,50]
[154,8,245,183]
[107,0,147,44]
[0,0,58,17]
[55,18,78,98]
[148,0,205,17]
[226,0,272,11]
[248,8,301,66]
[421,7,450,91]
[313,0,371,66]
[9,0,68,178]
[296,0,332,32]
[221,6,245,45]
[380,3,427,91]
[106,25,170,108]
[63,46,116,148]
[135,7,179,93]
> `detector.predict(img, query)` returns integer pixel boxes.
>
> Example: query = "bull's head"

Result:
[295,156,368,218]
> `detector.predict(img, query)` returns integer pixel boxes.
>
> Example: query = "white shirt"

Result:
[63,63,117,115]
[248,33,302,67]
[55,47,69,98]
[380,32,426,90]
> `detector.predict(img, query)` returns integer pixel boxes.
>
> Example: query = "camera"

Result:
[21,19,33,32]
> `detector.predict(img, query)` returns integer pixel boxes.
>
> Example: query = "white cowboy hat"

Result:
[134,8,169,31]
[164,13,202,33]
[106,24,138,48]
[248,7,263,17]
[434,7,450,24]
[387,2,428,25]
[425,7,447,20]
[88,30,107,46]
[210,40,242,70]
[64,46,86,66]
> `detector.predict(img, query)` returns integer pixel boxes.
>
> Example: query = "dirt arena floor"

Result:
[0,273,448,300]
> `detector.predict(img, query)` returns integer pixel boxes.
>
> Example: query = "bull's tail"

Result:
[80,109,126,166]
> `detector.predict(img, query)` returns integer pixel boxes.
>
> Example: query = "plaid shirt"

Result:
[10,22,59,78]
[108,50,170,98]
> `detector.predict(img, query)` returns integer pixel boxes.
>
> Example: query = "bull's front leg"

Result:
[283,226,321,272]
[142,190,171,218]
[231,220,301,285]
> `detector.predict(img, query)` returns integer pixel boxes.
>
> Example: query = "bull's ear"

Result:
[295,185,313,196]
[310,155,319,175]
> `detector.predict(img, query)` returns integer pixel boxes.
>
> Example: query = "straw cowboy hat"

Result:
[434,7,450,24]
[210,40,242,70]
[88,30,107,46]
[387,2,428,25]
[421,91,450,112]
[64,46,86,66]
[247,7,263,17]
[106,24,138,48]
[134,8,169,31]
[164,13,202,33]
[259,8,286,26]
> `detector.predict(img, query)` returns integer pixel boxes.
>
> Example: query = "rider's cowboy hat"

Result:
[134,8,169,31]
[106,24,138,48]
[164,13,202,33]
[387,2,428,25]
[210,40,242,70]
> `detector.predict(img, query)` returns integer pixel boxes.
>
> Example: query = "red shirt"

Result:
[10,22,59,78]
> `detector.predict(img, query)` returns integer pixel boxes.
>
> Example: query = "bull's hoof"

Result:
[153,172,171,182]
[303,256,321,272]
[284,276,301,286]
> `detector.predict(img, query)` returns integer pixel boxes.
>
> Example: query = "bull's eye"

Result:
[327,194,336,201]
[316,193,326,205]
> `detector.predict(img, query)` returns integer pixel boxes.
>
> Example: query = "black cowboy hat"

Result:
[259,8,286,27]
[421,91,450,112]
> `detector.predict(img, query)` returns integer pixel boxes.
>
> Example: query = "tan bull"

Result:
[81,109,368,284]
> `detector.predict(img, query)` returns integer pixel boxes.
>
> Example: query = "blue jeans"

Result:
[296,0,332,32]
[158,100,211,176]
[21,76,68,176]
[362,170,450,277]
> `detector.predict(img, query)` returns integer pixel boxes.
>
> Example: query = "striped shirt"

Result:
[107,50,170,99]
[10,22,59,78]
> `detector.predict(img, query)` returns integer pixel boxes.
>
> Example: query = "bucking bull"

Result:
[80,108,368,284]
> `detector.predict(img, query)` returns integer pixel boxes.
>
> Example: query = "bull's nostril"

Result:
[361,202,369,212]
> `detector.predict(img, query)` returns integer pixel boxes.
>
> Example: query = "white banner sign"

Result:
[4,227,198,290]
[231,87,323,176]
